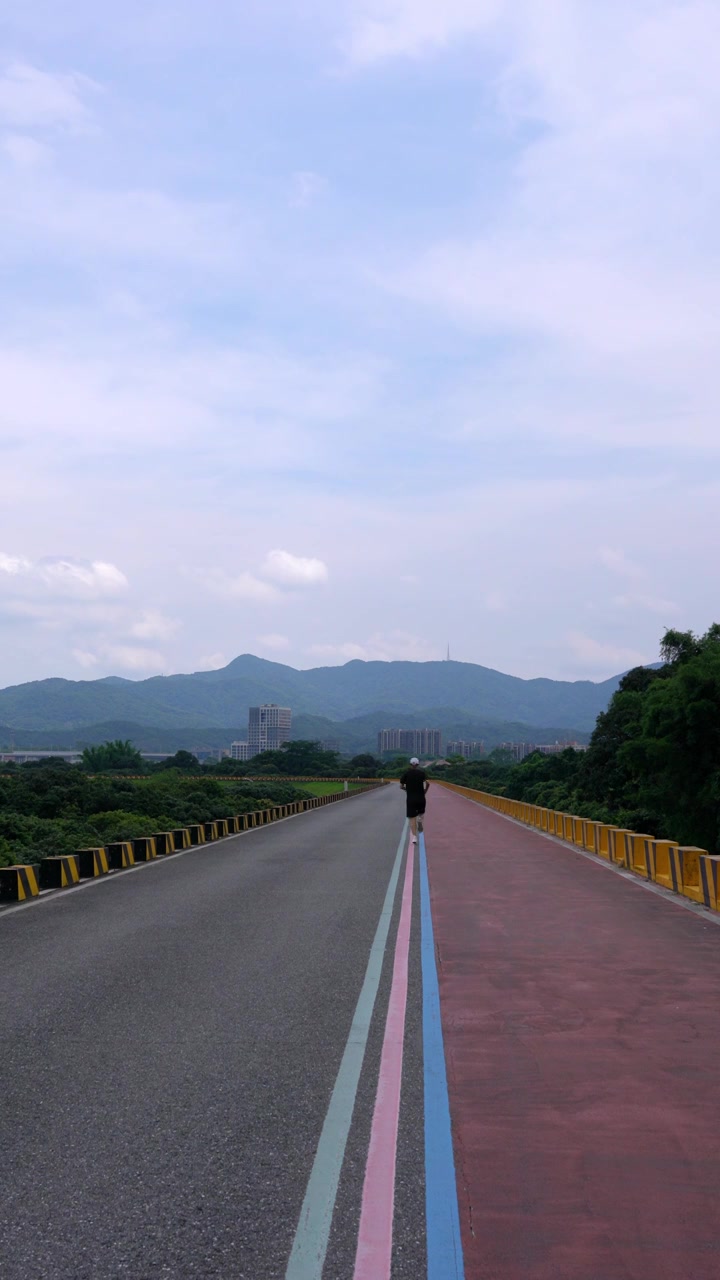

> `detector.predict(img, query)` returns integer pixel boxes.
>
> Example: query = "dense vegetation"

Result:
[433,627,720,854]
[0,764,309,868]
[0,739,384,867]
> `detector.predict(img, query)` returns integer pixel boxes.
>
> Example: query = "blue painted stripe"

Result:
[285,821,408,1280]
[419,833,466,1280]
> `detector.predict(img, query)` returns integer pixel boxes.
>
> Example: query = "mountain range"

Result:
[0,654,625,752]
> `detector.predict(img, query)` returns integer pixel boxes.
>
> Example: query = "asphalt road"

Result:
[0,786,426,1280]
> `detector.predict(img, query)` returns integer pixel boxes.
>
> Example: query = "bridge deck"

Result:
[426,784,720,1280]
[2,783,720,1277]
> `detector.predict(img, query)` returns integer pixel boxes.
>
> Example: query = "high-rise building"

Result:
[499,741,537,762]
[248,704,292,756]
[230,741,250,761]
[377,728,442,757]
[446,740,485,758]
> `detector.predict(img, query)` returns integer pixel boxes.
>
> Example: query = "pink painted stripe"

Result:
[353,841,415,1280]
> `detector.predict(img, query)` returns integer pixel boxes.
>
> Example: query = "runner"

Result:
[399,757,430,845]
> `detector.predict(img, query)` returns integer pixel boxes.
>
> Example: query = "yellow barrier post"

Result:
[107,840,136,869]
[76,847,110,878]
[676,847,710,905]
[151,832,175,857]
[653,841,682,892]
[595,826,616,859]
[0,865,40,901]
[608,830,633,868]
[582,820,599,853]
[629,835,655,880]
[39,854,81,889]
[699,856,720,911]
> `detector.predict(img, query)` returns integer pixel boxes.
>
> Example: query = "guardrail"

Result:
[439,782,718,913]
[0,782,386,904]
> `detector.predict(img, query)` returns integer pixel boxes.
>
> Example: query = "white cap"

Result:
[410,757,420,765]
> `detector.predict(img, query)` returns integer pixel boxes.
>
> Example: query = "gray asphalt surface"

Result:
[0,786,426,1280]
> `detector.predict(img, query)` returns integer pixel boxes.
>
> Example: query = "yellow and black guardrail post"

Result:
[152,832,175,856]
[40,855,81,889]
[0,864,40,901]
[106,841,136,869]
[76,847,110,878]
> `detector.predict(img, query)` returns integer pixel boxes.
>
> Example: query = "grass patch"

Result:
[299,781,360,796]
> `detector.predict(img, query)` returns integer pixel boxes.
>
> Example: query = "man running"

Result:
[399,757,429,844]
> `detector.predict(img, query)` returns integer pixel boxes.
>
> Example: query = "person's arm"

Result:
[424,779,430,794]
[399,770,407,791]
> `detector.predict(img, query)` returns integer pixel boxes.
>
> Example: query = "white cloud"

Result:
[344,0,501,64]
[0,62,96,131]
[598,547,644,581]
[72,648,100,668]
[129,609,179,640]
[261,549,329,587]
[0,552,31,575]
[613,593,679,617]
[566,630,650,675]
[196,652,227,671]
[309,630,439,663]
[103,644,165,672]
[0,553,128,597]
[367,1,720,450]
[257,632,291,650]
[205,570,279,602]
[2,133,50,168]
[36,558,128,596]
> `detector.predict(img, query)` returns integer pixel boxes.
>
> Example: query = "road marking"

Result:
[285,821,408,1280]
[353,837,414,1279]
[419,832,466,1280]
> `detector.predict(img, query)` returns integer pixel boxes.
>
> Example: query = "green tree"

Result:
[155,750,200,772]
[347,753,380,776]
[81,740,144,773]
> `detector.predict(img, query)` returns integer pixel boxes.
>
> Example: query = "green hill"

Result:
[0,653,625,743]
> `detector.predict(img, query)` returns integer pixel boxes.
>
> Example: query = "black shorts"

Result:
[406,797,426,819]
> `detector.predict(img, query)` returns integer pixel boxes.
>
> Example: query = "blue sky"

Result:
[1,0,719,687]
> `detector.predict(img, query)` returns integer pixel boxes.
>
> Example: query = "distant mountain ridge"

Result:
[0,653,624,736]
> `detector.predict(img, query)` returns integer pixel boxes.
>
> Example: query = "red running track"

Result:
[424,785,720,1280]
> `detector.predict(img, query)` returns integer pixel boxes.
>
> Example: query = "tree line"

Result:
[433,627,720,854]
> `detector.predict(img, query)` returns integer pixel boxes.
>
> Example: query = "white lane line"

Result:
[285,821,409,1280]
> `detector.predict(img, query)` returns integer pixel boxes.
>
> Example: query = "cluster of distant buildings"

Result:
[0,704,587,768]
[377,731,485,758]
[499,741,588,761]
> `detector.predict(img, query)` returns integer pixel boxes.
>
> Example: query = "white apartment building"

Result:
[247,704,292,756]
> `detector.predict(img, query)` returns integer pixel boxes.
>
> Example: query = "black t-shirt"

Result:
[400,767,427,797]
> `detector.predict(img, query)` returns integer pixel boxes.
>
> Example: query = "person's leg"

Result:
[409,815,418,842]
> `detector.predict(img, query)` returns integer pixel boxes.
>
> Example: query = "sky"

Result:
[1,0,719,688]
